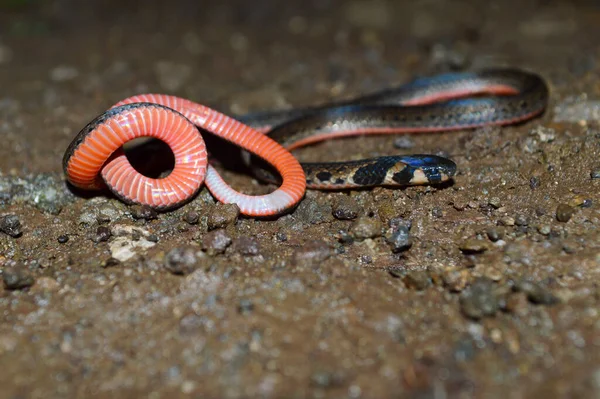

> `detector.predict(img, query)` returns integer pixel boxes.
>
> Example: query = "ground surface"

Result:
[0,0,599,398]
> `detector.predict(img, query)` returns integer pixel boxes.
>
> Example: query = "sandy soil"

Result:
[0,0,599,397]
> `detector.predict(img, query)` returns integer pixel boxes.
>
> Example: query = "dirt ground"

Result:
[0,0,599,398]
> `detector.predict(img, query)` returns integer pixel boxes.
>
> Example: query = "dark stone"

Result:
[0,215,22,238]
[556,204,575,223]
[130,205,158,220]
[332,196,359,220]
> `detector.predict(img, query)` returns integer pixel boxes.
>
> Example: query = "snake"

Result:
[62,68,548,217]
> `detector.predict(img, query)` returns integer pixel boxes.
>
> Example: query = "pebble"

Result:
[431,207,444,218]
[385,225,411,253]
[514,215,529,226]
[556,204,575,222]
[183,211,200,225]
[590,169,600,179]
[0,215,22,237]
[537,225,551,235]
[200,229,232,256]
[207,203,239,230]
[443,269,469,292]
[332,196,360,220]
[292,240,332,268]
[459,278,500,319]
[514,280,559,305]
[164,247,201,275]
[57,234,69,243]
[295,197,332,224]
[3,265,35,290]
[349,217,382,240]
[232,236,260,256]
[486,227,503,242]
[402,271,431,290]
[488,197,502,209]
[130,205,158,221]
[393,137,415,149]
[529,176,540,189]
[93,226,112,243]
[498,216,515,226]
[459,239,489,254]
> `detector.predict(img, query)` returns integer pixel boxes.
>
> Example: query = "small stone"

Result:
[93,226,112,243]
[582,199,593,208]
[486,227,503,242]
[498,216,515,226]
[201,229,232,255]
[459,278,500,319]
[402,271,431,290]
[514,215,529,226]
[349,217,382,240]
[537,225,551,235]
[556,204,575,222]
[385,225,411,253]
[164,247,201,275]
[295,197,333,224]
[529,176,540,189]
[238,299,254,315]
[488,197,502,209]
[232,236,260,256]
[292,240,332,268]
[0,215,22,238]
[3,265,35,290]
[130,205,158,220]
[332,196,360,220]
[57,234,69,243]
[514,280,559,305]
[207,203,239,230]
[562,240,577,254]
[443,269,469,292]
[393,137,415,149]
[275,232,287,242]
[453,200,468,211]
[590,168,600,179]
[183,211,200,225]
[431,207,444,218]
[459,239,489,254]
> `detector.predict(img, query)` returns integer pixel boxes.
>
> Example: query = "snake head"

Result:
[397,155,457,185]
